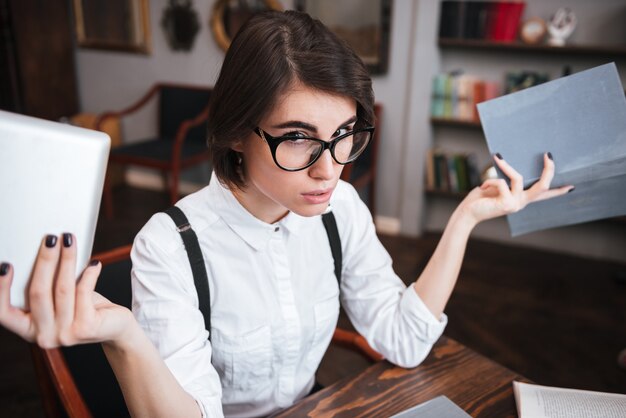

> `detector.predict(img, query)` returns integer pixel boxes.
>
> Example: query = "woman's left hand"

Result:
[459,152,574,225]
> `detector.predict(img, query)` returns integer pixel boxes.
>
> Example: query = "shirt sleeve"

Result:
[131,215,224,417]
[335,184,448,368]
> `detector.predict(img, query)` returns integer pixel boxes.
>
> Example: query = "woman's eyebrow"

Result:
[337,115,358,128]
[271,115,358,133]
[271,121,318,132]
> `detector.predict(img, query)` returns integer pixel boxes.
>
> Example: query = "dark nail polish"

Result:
[548,152,553,160]
[89,259,100,267]
[495,153,503,160]
[45,235,57,248]
[568,187,575,193]
[63,233,72,248]
[0,263,9,276]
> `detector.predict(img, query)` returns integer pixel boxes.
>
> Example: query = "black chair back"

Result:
[60,259,133,418]
[159,85,212,143]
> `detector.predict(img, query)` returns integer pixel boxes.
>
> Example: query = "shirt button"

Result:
[274,226,280,232]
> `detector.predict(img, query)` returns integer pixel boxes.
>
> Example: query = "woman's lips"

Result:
[301,188,333,204]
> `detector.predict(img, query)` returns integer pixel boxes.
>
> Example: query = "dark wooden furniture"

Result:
[31,245,381,418]
[275,336,529,417]
[31,245,133,418]
[97,83,213,218]
[341,104,382,220]
[0,0,78,120]
[438,38,626,57]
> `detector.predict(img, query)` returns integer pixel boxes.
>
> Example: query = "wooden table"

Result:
[275,336,529,417]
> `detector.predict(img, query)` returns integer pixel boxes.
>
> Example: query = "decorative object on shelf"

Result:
[161,0,200,51]
[504,71,549,94]
[210,0,283,51]
[73,0,152,54]
[547,8,577,46]
[519,17,546,45]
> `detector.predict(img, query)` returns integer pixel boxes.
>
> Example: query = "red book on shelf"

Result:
[502,1,525,42]
[488,1,510,41]
[483,2,500,40]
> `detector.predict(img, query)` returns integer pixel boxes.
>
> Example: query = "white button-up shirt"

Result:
[131,176,447,418]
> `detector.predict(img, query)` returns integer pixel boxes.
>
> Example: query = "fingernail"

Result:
[45,235,57,248]
[89,259,100,267]
[495,153,503,160]
[568,187,575,193]
[63,233,72,248]
[0,263,9,276]
[548,152,553,160]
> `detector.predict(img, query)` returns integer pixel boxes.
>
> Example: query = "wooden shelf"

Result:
[438,38,626,57]
[425,189,468,199]
[431,117,482,129]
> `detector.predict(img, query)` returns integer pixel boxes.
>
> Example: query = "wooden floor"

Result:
[1,185,625,417]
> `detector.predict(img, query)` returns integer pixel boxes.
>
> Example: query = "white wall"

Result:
[75,0,626,263]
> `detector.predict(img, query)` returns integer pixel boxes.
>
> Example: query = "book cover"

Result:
[477,62,626,236]
[389,395,471,418]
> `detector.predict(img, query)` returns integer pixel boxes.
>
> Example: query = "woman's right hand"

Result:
[0,234,134,349]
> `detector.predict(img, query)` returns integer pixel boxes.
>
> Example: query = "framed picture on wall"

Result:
[295,0,392,75]
[73,0,152,54]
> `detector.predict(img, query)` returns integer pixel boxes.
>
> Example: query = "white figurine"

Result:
[547,8,577,46]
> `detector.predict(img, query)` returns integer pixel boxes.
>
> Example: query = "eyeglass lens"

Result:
[275,131,370,170]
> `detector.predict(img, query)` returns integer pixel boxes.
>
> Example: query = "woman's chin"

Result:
[291,203,330,218]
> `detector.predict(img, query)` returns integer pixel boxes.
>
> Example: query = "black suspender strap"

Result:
[164,206,342,341]
[321,211,342,285]
[164,206,212,340]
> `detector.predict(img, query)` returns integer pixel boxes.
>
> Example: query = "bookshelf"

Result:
[425,189,468,199]
[438,38,626,57]
[427,0,626,237]
[431,117,482,129]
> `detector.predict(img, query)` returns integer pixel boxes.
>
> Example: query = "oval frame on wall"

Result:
[210,0,283,51]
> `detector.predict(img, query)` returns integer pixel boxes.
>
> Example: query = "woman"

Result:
[0,10,573,418]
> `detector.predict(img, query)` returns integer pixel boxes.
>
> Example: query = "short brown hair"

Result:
[207,10,375,189]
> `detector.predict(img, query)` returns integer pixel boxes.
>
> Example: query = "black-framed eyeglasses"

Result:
[253,126,375,171]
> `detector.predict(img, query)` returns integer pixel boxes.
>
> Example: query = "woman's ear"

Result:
[231,139,244,153]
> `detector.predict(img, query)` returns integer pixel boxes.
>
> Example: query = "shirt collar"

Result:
[208,175,307,251]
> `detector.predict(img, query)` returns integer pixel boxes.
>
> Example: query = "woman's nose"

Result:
[309,149,336,180]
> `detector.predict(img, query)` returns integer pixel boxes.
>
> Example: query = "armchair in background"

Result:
[97,83,213,219]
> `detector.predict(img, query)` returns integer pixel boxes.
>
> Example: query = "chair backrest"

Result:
[158,84,212,143]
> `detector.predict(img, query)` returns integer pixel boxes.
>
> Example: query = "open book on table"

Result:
[513,381,626,418]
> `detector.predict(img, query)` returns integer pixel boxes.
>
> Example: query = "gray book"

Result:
[477,63,626,236]
[389,395,471,418]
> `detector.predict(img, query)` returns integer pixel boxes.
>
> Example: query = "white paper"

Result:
[514,381,626,418]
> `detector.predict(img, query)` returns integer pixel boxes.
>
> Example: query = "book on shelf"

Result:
[425,150,480,194]
[438,0,525,42]
[513,381,626,418]
[430,72,501,121]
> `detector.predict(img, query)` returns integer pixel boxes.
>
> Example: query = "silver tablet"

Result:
[0,110,110,309]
